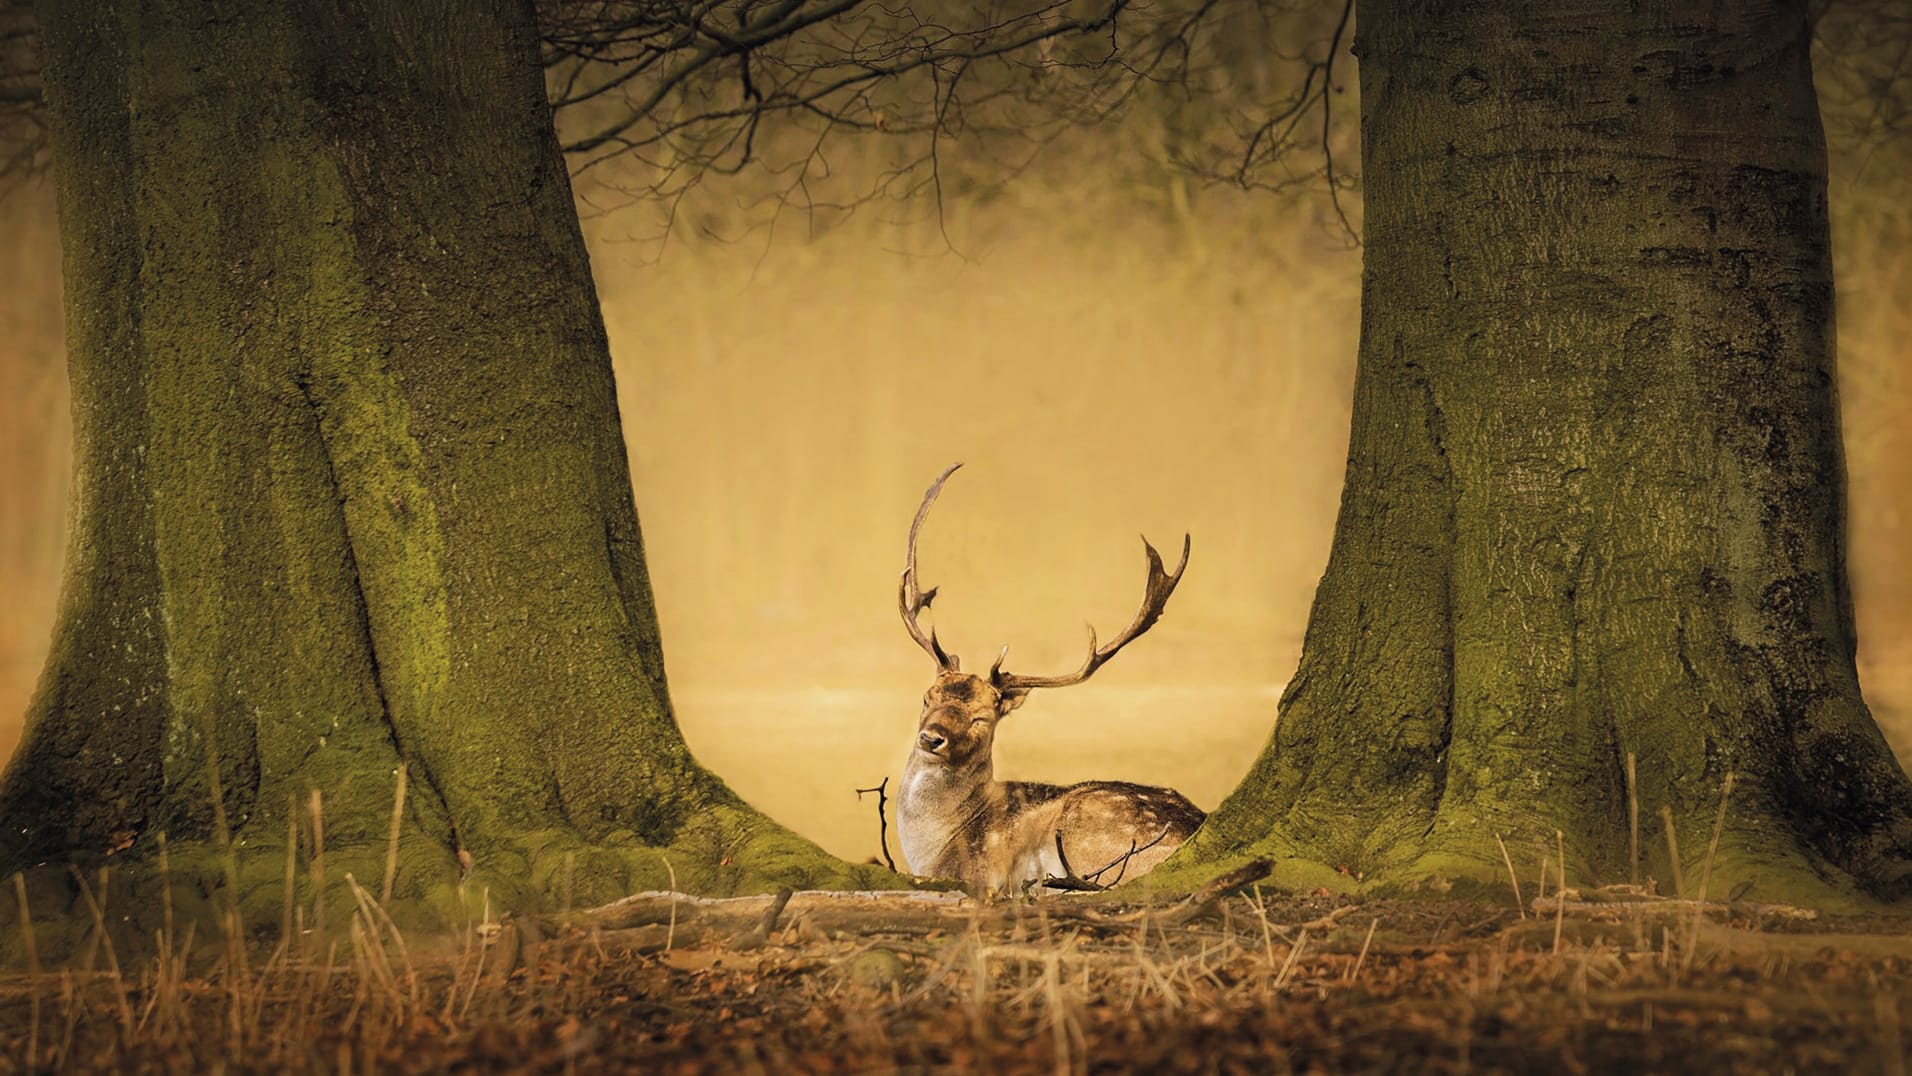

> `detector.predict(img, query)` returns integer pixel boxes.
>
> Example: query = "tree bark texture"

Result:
[1170,0,1912,903]
[2,0,866,920]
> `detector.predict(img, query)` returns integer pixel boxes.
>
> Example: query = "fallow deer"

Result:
[895,463,1206,892]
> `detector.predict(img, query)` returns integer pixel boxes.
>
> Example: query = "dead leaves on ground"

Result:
[2,888,1909,1073]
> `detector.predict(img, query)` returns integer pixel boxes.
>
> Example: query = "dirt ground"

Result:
[3,876,1911,1074]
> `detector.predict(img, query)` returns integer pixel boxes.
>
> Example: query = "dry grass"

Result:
[3,862,1909,1074]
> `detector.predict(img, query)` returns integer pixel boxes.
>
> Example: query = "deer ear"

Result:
[999,690,1030,714]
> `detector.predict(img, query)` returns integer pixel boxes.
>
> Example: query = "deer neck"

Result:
[898,754,998,876]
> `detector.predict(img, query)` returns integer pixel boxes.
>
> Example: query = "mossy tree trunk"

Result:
[1,0,870,926]
[1169,0,1912,904]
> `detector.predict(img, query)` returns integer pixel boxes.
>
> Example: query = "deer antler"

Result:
[900,462,962,671]
[994,534,1190,693]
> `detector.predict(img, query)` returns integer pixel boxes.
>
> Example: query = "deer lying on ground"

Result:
[895,463,1206,893]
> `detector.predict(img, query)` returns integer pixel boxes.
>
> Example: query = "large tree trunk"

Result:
[1170,0,1912,903]
[1,0,867,924]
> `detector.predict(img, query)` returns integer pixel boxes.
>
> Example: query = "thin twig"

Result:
[1696,772,1737,906]
[70,866,134,1032]
[382,762,408,903]
[1347,917,1379,984]
[1553,830,1567,955]
[1317,0,1360,246]
[310,789,328,940]
[855,777,899,873]
[1661,805,1686,900]
[12,872,40,1064]
[662,856,679,953]
[1625,752,1640,887]
[1086,826,1172,886]
[1274,928,1308,990]
[1494,832,1525,918]
[280,798,298,956]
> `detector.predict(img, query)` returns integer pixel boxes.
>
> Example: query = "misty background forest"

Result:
[0,0,1908,868]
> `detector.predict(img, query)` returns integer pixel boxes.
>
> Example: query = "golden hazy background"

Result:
[1,56,1907,865]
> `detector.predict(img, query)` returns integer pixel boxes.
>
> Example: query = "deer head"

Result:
[899,462,1190,772]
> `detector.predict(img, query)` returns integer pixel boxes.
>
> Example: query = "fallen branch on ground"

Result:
[1531,886,1817,921]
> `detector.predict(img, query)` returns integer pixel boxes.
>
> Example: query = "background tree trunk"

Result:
[1,0,869,923]
[1169,0,1912,903]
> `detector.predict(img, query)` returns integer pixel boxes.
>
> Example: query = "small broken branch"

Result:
[1532,887,1817,922]
[854,777,898,873]
[1156,858,1274,927]
[1084,826,1171,887]
[727,886,795,950]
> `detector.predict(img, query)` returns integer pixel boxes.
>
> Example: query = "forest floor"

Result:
[2,872,1911,1074]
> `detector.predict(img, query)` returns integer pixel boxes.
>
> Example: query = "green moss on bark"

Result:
[0,0,876,943]
[1162,0,1912,909]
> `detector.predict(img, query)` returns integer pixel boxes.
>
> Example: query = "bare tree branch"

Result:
[5,0,1903,248]
[537,0,1261,244]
